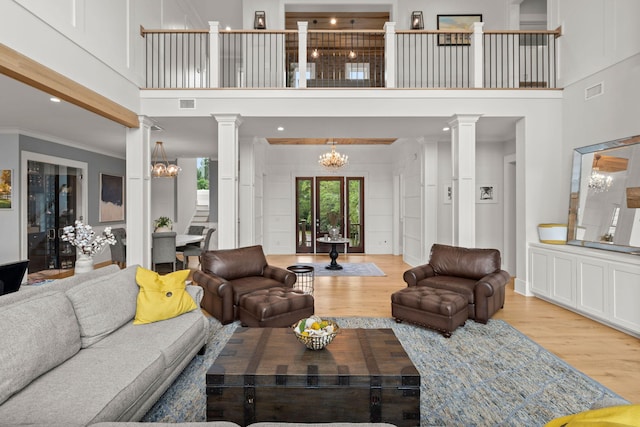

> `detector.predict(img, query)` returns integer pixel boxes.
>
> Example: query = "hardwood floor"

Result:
[266,253,640,403]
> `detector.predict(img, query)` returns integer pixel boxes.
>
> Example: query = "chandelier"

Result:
[318,142,348,170]
[151,141,181,178]
[588,154,612,193]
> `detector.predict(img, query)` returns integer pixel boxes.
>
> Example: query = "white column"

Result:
[215,114,242,249]
[470,22,484,88]
[239,138,255,247]
[297,21,308,88]
[125,116,153,268]
[422,139,438,258]
[384,22,396,88]
[449,114,481,247]
[209,21,220,88]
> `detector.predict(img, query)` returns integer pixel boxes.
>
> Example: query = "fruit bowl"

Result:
[292,316,340,350]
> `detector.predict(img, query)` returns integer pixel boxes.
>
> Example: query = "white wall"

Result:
[0,134,21,262]
[263,144,394,254]
[176,158,198,233]
[550,0,640,87]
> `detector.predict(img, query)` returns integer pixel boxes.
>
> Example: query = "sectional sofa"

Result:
[0,264,209,426]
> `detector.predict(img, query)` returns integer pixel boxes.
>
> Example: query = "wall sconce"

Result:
[254,11,266,30]
[411,11,424,30]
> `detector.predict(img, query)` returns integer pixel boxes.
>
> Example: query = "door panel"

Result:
[295,177,313,253]
[346,177,364,253]
[315,177,344,253]
[27,160,79,273]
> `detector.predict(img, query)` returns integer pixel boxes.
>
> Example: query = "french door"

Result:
[295,176,364,254]
[23,153,87,273]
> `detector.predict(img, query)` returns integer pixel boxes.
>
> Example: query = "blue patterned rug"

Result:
[143,317,626,426]
[300,262,385,276]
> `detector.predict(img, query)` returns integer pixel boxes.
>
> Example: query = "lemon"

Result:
[310,322,320,330]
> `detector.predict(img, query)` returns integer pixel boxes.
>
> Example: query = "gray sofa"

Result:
[0,264,209,427]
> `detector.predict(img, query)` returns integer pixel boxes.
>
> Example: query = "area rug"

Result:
[300,262,385,276]
[142,317,626,426]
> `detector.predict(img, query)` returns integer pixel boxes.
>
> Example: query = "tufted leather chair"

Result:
[403,244,511,323]
[192,245,296,324]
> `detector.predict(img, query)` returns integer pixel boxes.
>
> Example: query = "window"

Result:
[345,63,370,80]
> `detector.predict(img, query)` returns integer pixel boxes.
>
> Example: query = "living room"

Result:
[1,0,640,424]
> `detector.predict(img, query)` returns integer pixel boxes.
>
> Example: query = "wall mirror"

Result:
[568,134,640,254]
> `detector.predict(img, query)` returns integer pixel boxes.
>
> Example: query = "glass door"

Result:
[27,160,80,273]
[346,177,364,253]
[295,177,313,253]
[315,177,345,254]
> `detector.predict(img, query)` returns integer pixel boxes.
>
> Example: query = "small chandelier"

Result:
[319,142,348,170]
[588,154,612,193]
[151,141,181,178]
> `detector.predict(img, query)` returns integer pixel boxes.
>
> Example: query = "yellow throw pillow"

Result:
[545,404,640,427]
[134,267,197,325]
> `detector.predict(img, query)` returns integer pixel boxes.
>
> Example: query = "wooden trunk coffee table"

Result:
[206,327,420,426]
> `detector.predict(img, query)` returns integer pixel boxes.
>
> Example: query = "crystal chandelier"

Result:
[588,154,612,193]
[318,142,348,170]
[151,141,181,178]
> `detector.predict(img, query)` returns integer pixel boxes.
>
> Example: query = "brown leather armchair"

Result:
[403,244,510,323]
[192,245,296,324]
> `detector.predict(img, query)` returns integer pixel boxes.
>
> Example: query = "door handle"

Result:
[47,229,56,240]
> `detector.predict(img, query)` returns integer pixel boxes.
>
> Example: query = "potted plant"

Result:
[154,216,173,232]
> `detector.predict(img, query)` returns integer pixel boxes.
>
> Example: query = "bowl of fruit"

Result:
[292,316,340,350]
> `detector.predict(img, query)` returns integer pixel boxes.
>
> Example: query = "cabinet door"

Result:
[529,249,550,296]
[576,257,608,319]
[609,262,640,334]
[551,254,576,308]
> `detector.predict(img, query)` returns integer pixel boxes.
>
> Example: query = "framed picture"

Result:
[100,173,125,222]
[443,183,452,204]
[437,14,482,45]
[0,169,12,210]
[477,184,498,204]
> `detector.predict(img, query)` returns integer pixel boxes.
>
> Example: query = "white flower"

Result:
[61,220,117,256]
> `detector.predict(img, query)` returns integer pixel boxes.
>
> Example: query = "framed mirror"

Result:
[568,134,640,255]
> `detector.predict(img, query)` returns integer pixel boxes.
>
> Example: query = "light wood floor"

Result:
[266,253,640,403]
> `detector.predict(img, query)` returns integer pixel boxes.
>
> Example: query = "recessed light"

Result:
[442,127,450,131]
[277,126,284,132]
[330,18,337,25]
[50,97,61,103]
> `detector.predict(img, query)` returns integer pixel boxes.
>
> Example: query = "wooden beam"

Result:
[0,43,139,128]
[267,138,396,145]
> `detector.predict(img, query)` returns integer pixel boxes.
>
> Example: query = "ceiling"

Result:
[0,68,518,161]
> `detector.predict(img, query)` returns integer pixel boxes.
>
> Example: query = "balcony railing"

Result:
[141,23,561,90]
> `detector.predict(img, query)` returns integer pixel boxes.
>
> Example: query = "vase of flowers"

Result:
[154,216,173,232]
[61,220,117,274]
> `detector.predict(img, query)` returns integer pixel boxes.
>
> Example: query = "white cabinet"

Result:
[529,246,575,307]
[529,243,640,337]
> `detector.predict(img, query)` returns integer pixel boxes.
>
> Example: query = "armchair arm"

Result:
[263,265,296,287]
[474,270,511,298]
[192,270,234,324]
[403,264,435,287]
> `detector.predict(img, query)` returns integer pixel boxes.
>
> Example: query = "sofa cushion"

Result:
[0,291,81,405]
[421,275,477,303]
[429,243,501,280]
[94,309,207,370]
[201,244,267,280]
[0,341,165,426]
[134,267,197,325]
[65,265,139,348]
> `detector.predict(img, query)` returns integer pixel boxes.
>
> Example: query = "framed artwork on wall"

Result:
[437,14,482,45]
[0,169,12,210]
[477,184,498,204]
[100,173,124,222]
